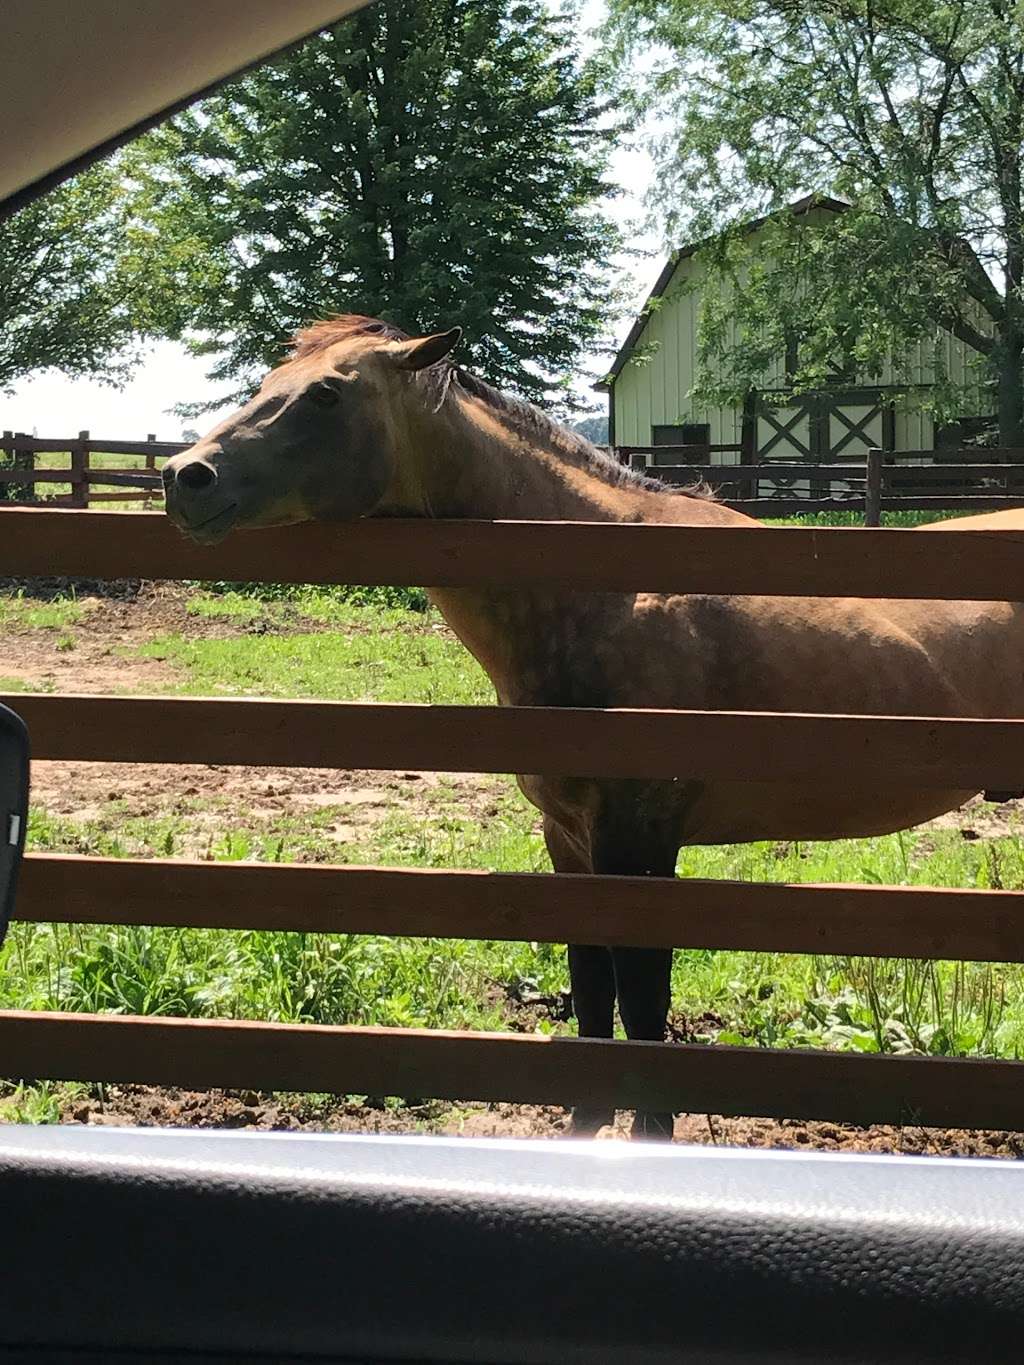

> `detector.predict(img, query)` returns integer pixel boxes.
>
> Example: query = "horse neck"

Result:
[381,386,641,704]
[388,386,640,523]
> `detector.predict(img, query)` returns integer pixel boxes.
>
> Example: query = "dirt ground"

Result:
[48,1085,1024,1160]
[4,579,1024,1158]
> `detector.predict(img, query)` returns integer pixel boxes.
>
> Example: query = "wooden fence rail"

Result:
[630,447,1024,524]
[1,507,1022,600]
[5,692,1024,789]
[3,508,1024,1129]
[4,1009,1024,1130]
[17,853,1024,963]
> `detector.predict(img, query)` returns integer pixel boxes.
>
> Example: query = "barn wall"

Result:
[609,212,994,458]
[611,255,744,461]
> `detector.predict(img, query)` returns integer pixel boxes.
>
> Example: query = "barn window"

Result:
[652,423,710,450]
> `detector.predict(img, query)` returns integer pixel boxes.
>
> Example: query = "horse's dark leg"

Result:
[565,943,617,1135]
[611,946,675,1140]
[593,806,680,1142]
[544,817,616,1136]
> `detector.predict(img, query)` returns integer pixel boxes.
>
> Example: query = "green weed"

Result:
[0,591,83,630]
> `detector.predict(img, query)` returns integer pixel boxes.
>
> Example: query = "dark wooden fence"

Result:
[1,507,1024,1129]
[0,432,183,507]
[8,433,1024,523]
[621,445,1024,524]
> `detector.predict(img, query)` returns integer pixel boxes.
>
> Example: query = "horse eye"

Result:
[305,382,339,407]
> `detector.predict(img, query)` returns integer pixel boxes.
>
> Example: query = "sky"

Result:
[0,0,661,442]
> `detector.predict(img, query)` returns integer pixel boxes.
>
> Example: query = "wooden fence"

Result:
[0,432,181,507]
[7,434,1024,523]
[624,446,1024,524]
[3,507,1024,1129]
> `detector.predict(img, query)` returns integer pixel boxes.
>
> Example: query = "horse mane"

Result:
[288,315,713,501]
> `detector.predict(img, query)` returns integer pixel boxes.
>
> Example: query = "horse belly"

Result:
[681,781,978,844]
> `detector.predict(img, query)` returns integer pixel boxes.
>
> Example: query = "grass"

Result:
[0,591,83,630]
[0,676,54,694]
[764,508,974,528]
[140,599,493,704]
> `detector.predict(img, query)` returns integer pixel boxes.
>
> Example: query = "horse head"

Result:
[163,315,461,543]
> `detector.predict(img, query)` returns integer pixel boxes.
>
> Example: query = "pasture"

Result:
[3,564,1024,1154]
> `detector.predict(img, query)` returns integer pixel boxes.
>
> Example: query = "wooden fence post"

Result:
[70,430,89,509]
[146,433,157,506]
[12,433,34,503]
[0,431,11,504]
[865,446,883,527]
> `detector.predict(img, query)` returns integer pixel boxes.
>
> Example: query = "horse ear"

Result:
[392,327,462,371]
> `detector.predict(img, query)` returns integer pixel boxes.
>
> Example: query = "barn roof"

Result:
[594,194,850,392]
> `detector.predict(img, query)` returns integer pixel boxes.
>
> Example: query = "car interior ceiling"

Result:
[0,0,367,218]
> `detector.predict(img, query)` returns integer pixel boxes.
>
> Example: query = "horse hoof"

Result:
[631,1112,675,1142]
[566,1108,616,1138]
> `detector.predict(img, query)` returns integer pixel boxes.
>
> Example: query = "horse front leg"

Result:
[593,810,680,1142]
[566,944,617,1135]
[611,945,675,1140]
[543,817,617,1137]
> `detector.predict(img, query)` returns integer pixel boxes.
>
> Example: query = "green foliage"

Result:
[193,581,430,613]
[126,0,623,411]
[571,412,610,444]
[0,164,142,391]
[606,0,1024,440]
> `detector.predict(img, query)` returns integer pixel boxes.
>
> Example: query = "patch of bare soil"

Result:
[0,583,233,694]
[28,759,506,842]
[928,794,1024,840]
[34,1084,1024,1158]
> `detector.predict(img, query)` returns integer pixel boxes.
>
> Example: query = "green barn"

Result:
[597,196,991,473]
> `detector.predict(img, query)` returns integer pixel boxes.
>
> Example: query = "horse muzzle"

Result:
[162,454,240,543]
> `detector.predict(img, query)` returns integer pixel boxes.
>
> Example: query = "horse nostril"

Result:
[176,462,217,492]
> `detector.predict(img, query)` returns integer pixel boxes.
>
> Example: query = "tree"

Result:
[607,0,1024,444]
[0,164,140,392]
[127,0,622,411]
[572,412,610,443]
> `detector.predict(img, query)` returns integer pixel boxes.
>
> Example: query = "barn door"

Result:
[753,391,893,500]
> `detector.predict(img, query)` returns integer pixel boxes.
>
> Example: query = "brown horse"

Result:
[163,315,1024,1139]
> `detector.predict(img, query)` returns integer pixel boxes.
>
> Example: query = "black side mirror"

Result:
[0,703,29,949]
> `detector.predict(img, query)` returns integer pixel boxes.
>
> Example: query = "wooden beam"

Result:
[85,471,162,488]
[6,693,1024,787]
[878,497,1024,511]
[658,463,870,483]
[1,507,1023,600]
[0,470,70,484]
[17,854,1024,963]
[883,464,1024,480]
[619,443,744,455]
[865,447,882,528]
[5,436,185,456]
[721,499,865,516]
[87,493,158,504]
[896,447,1024,462]
[4,1008,1024,1128]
